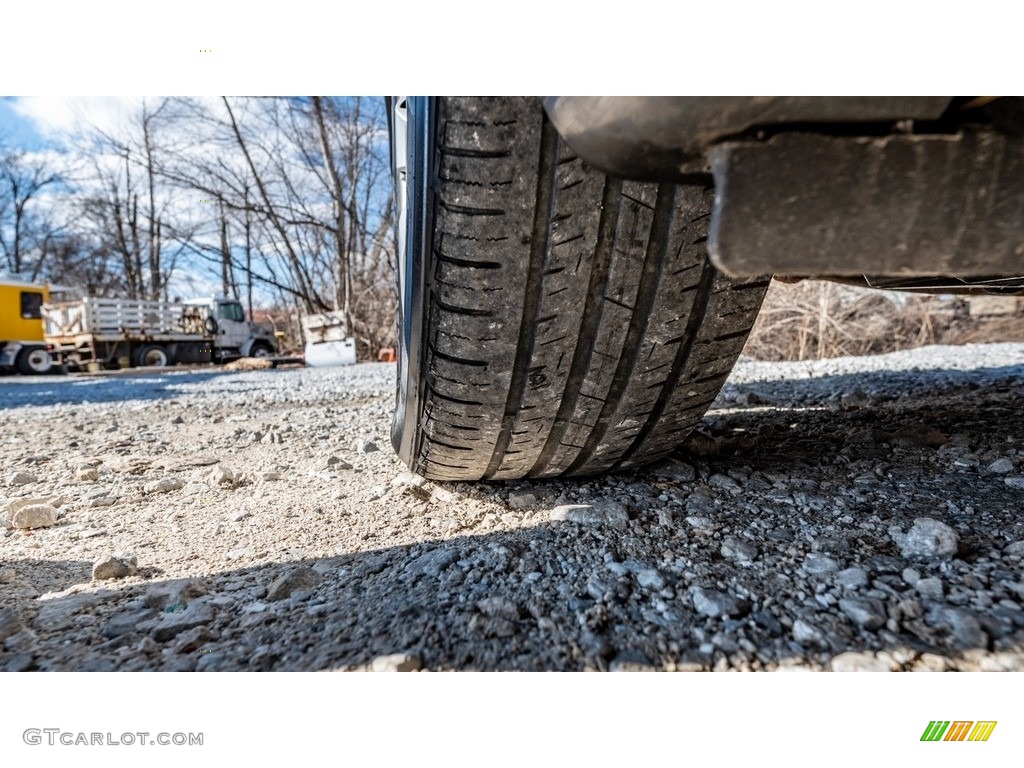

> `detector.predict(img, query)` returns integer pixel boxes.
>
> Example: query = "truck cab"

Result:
[183,297,277,361]
[0,279,55,374]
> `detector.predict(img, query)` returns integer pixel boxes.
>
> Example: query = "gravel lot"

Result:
[2,343,1024,672]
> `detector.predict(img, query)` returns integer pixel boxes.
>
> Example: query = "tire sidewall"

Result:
[17,346,52,375]
[390,97,434,468]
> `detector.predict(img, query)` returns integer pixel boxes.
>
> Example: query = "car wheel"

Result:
[135,344,170,368]
[15,346,53,375]
[249,343,274,358]
[390,96,769,481]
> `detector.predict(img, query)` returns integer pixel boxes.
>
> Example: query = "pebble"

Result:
[1004,476,1024,490]
[356,439,379,454]
[893,518,959,559]
[792,619,827,647]
[101,609,157,638]
[75,468,99,482]
[266,566,323,601]
[691,587,749,618]
[207,465,239,487]
[803,553,840,574]
[550,502,629,528]
[507,491,537,510]
[838,598,886,631]
[915,577,944,600]
[830,652,892,672]
[144,477,183,495]
[9,503,57,529]
[371,653,422,672]
[147,602,216,642]
[92,553,138,581]
[987,457,1015,474]
[721,536,759,563]
[326,456,353,469]
[635,568,666,591]
[834,567,868,589]
[1004,541,1024,558]
[8,471,37,485]
[87,496,116,508]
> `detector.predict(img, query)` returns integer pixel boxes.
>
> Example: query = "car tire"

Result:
[15,346,53,375]
[135,344,170,368]
[249,343,274,358]
[391,96,769,481]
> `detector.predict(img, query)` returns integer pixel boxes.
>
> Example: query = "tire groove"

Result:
[565,183,676,475]
[482,115,560,480]
[528,176,622,477]
[612,260,718,469]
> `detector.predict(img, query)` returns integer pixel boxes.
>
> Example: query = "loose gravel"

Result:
[1,343,1023,672]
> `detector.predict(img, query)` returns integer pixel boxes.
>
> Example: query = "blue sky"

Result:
[0,98,47,150]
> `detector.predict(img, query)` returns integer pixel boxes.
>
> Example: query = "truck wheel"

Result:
[15,346,53,375]
[390,97,769,481]
[249,343,274,358]
[135,344,170,368]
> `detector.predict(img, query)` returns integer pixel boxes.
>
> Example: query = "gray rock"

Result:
[143,477,183,495]
[101,608,157,638]
[75,467,99,482]
[230,510,252,523]
[651,459,696,483]
[893,518,959,559]
[507,491,537,510]
[792,618,827,647]
[92,553,138,581]
[207,464,238,487]
[550,501,629,528]
[1003,476,1024,490]
[803,553,840,574]
[173,625,211,653]
[721,536,759,563]
[355,439,379,454]
[691,587,749,618]
[1004,541,1024,558]
[87,496,116,508]
[915,577,944,600]
[901,567,921,585]
[144,578,206,610]
[635,567,666,591]
[835,567,869,589]
[477,596,519,619]
[468,613,517,638]
[267,566,323,601]
[149,602,215,642]
[709,473,741,491]
[10,503,57,529]
[77,528,107,539]
[404,548,459,579]
[927,606,988,649]
[988,457,1015,474]
[34,591,111,630]
[371,653,422,672]
[0,608,22,642]
[839,597,886,631]
[831,652,892,672]
[326,455,353,469]
[4,653,35,672]
[8,471,37,485]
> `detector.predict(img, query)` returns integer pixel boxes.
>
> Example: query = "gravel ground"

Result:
[2,343,1023,672]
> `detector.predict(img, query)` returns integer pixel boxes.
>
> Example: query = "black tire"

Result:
[391,97,769,481]
[15,346,53,375]
[249,342,274,358]
[134,344,170,368]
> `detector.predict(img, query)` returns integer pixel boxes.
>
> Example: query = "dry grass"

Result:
[743,280,1024,361]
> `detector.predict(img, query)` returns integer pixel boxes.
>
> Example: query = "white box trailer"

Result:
[301,310,356,366]
[43,296,277,371]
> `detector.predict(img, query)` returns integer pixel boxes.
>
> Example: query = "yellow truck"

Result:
[0,278,56,375]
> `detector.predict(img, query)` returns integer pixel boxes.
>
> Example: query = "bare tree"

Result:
[0,146,60,277]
